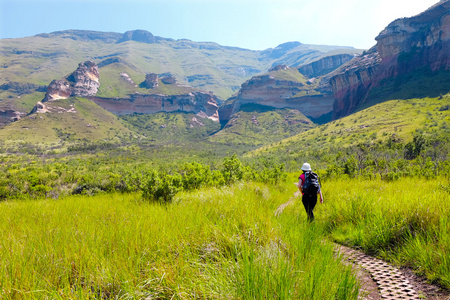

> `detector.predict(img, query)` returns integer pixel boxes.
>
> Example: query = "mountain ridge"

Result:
[330,0,450,119]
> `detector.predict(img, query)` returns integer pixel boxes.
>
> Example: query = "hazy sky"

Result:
[0,0,440,50]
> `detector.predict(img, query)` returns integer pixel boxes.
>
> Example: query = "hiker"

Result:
[298,162,323,222]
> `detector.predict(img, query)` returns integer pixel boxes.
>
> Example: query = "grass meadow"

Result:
[0,176,448,299]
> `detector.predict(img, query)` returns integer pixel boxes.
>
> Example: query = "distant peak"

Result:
[117,30,156,44]
[275,41,302,49]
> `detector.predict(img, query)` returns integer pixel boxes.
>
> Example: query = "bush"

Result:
[142,170,182,203]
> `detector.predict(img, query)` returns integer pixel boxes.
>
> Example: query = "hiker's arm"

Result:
[298,178,303,193]
[319,190,323,204]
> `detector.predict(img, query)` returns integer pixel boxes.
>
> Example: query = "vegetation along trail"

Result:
[1,172,449,299]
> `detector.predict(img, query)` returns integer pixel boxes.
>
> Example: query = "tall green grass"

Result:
[316,177,450,288]
[0,182,359,299]
[5,175,445,298]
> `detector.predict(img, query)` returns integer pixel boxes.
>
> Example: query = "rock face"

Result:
[43,79,72,101]
[330,47,382,119]
[298,54,357,78]
[143,73,159,89]
[220,72,335,124]
[117,30,156,44]
[269,65,289,72]
[0,110,25,125]
[43,61,100,102]
[330,0,450,119]
[35,61,220,122]
[160,74,177,84]
[66,61,100,97]
[89,92,219,122]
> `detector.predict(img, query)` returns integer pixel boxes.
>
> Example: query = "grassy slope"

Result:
[211,105,316,146]
[120,112,221,144]
[361,68,450,111]
[268,67,324,97]
[2,175,447,297]
[0,33,362,111]
[0,182,360,299]
[279,175,450,290]
[250,94,450,156]
[0,97,133,147]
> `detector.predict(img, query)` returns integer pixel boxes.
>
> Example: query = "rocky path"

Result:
[336,244,418,299]
[275,195,449,299]
[335,244,449,300]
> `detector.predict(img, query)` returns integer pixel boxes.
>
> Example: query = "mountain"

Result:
[219,54,356,126]
[2,0,448,149]
[330,0,450,119]
[0,29,360,122]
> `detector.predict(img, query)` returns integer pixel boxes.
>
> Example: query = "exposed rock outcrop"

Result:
[269,65,289,72]
[33,61,220,121]
[29,101,77,114]
[89,92,219,122]
[161,74,177,84]
[120,73,138,87]
[66,61,100,97]
[43,79,72,101]
[0,110,25,125]
[330,0,450,119]
[117,30,156,44]
[298,54,357,78]
[42,61,100,102]
[330,48,381,119]
[142,73,158,89]
[220,72,335,124]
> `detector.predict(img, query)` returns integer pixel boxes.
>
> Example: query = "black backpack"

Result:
[301,171,320,195]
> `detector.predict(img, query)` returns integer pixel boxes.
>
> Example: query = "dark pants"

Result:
[302,193,317,222]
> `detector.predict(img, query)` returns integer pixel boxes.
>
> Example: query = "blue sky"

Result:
[0,0,440,50]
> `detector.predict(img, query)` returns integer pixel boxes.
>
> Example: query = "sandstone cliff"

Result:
[43,61,100,102]
[298,54,357,78]
[330,47,381,119]
[142,73,158,89]
[89,92,219,122]
[35,61,220,121]
[220,67,338,124]
[330,0,450,119]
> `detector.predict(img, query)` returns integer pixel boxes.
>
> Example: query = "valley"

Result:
[0,1,449,299]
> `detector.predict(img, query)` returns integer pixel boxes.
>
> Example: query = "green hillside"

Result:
[0,30,361,110]
[96,61,197,98]
[211,104,316,146]
[0,97,133,148]
[249,94,450,170]
[120,112,221,144]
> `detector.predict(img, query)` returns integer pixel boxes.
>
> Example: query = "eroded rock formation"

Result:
[35,61,220,121]
[117,30,156,44]
[220,72,336,124]
[298,54,357,78]
[0,110,25,125]
[161,74,177,84]
[143,73,158,89]
[330,48,381,119]
[330,0,450,119]
[89,92,219,121]
[43,61,100,102]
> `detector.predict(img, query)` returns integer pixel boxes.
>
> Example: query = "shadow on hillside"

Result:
[361,68,450,110]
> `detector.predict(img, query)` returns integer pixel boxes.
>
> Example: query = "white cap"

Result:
[301,162,311,171]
